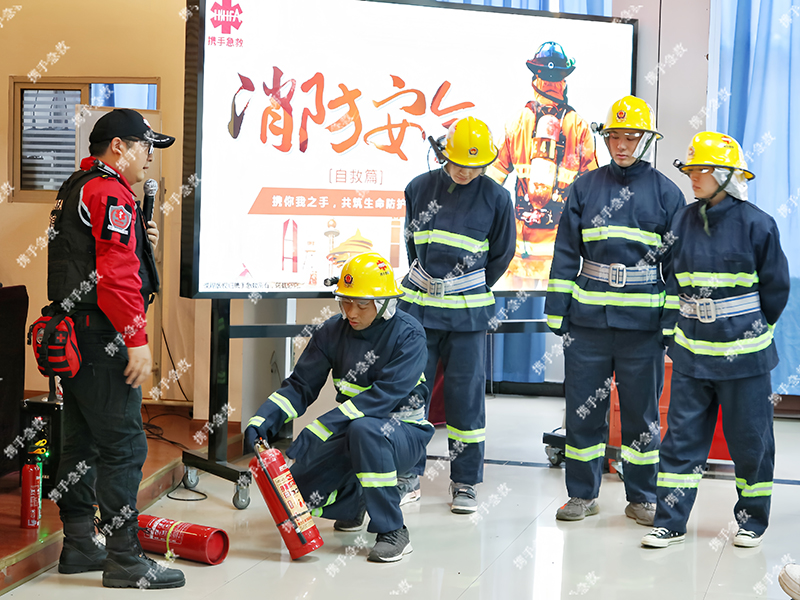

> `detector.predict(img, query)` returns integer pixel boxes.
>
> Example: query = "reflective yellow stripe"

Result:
[414,229,489,254]
[338,400,365,420]
[657,472,702,488]
[268,392,298,422]
[662,326,676,337]
[736,478,773,497]
[334,378,372,398]
[248,416,265,428]
[621,445,660,465]
[547,279,575,294]
[582,226,662,247]
[565,443,605,462]
[305,419,333,442]
[572,287,665,308]
[356,471,397,488]
[675,271,759,288]
[446,424,485,444]
[547,315,563,328]
[399,285,495,309]
[673,325,773,357]
[664,295,680,310]
[310,490,338,517]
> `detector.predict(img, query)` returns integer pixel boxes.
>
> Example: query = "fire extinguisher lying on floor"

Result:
[250,438,324,560]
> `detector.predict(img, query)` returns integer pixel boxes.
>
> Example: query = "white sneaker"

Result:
[779,563,800,600]
[733,528,762,548]
[641,527,685,548]
[397,475,421,507]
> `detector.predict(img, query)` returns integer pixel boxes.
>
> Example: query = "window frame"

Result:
[7,76,160,203]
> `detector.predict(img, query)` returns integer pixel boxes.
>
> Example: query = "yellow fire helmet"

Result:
[439,116,498,168]
[676,131,755,180]
[599,95,663,139]
[334,252,403,300]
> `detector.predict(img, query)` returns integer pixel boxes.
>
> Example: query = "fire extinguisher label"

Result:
[274,471,315,533]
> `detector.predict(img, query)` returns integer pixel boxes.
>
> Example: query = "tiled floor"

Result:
[7,395,800,599]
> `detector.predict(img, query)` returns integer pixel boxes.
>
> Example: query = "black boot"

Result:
[102,524,185,589]
[59,518,107,574]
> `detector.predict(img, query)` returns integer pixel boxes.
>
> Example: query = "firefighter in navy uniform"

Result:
[487,41,598,288]
[642,132,790,549]
[244,253,433,563]
[544,96,685,525]
[397,116,515,514]
[46,109,184,589]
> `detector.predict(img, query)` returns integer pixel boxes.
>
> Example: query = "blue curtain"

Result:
[437,0,548,8]
[709,0,800,395]
[559,0,611,16]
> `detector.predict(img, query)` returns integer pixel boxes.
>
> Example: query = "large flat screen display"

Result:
[183,0,636,298]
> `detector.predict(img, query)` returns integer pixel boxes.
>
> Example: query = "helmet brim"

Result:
[676,162,755,180]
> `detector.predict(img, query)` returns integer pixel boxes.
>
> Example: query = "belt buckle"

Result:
[608,263,627,288]
[428,278,445,299]
[696,297,717,323]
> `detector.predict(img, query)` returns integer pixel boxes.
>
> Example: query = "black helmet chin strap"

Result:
[533,82,568,107]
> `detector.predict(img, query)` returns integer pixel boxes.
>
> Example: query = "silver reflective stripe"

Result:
[390,407,425,423]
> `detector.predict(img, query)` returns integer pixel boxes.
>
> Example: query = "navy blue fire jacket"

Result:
[663,195,790,380]
[545,159,685,333]
[398,168,515,332]
[246,310,430,453]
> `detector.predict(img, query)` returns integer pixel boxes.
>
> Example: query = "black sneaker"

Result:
[641,527,686,548]
[333,506,368,532]
[367,526,412,563]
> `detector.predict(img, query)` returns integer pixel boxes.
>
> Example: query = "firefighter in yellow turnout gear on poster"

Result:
[487,42,598,288]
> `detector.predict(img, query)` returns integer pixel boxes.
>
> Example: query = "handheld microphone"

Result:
[143,179,158,223]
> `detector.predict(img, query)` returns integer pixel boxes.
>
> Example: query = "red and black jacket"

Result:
[47,157,158,347]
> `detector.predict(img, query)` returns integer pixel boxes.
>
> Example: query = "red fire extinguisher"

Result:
[137,515,230,565]
[21,459,41,529]
[249,439,324,560]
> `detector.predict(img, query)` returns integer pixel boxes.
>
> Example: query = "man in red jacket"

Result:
[47,109,184,589]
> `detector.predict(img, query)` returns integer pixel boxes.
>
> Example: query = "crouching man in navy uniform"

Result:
[245,253,433,563]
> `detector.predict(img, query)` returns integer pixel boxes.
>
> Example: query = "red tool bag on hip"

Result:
[28,307,82,379]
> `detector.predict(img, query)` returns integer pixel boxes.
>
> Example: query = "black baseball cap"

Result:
[89,108,175,148]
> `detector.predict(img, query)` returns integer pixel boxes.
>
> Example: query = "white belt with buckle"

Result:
[679,292,761,323]
[580,259,659,288]
[408,260,486,299]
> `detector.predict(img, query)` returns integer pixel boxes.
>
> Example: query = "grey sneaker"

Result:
[555,497,599,521]
[641,527,685,548]
[367,526,412,563]
[625,502,656,526]
[397,475,421,506]
[450,482,477,514]
[733,529,762,548]
[333,506,368,532]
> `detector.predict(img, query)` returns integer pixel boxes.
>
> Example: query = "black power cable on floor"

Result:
[166,476,208,502]
[161,326,190,402]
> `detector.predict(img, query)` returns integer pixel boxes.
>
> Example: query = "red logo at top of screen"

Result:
[210,0,243,35]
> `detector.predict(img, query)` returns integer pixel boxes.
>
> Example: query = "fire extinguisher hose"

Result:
[254,438,308,545]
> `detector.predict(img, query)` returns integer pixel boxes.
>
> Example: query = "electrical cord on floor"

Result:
[143,421,190,451]
[142,405,191,450]
[161,325,190,401]
[166,475,208,502]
